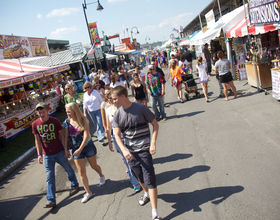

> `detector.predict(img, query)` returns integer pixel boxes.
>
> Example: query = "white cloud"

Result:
[46,8,79,18]
[159,13,192,28]
[107,0,128,2]
[37,13,42,19]
[139,25,158,33]
[50,27,80,39]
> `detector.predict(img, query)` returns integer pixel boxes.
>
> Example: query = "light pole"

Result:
[82,0,104,69]
[131,26,139,48]
[145,36,150,49]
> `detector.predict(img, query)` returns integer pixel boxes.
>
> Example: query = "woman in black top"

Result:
[131,73,148,106]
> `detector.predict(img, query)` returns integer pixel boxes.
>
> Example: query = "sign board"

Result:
[271,69,280,99]
[249,0,280,24]
[205,9,215,28]
[87,47,103,60]
[0,35,50,60]
[70,42,84,56]
[0,95,60,139]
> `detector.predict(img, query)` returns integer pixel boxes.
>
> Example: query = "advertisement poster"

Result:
[0,96,60,139]
[205,9,215,29]
[70,42,84,56]
[88,22,101,46]
[271,69,280,99]
[0,35,49,59]
[249,0,280,24]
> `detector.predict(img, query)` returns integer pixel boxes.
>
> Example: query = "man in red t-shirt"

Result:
[32,102,79,208]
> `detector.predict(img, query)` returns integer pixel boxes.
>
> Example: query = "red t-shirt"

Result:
[32,116,64,155]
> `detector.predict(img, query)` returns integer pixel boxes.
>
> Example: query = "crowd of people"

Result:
[32,44,237,220]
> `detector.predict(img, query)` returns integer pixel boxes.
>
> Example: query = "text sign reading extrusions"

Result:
[249,0,280,24]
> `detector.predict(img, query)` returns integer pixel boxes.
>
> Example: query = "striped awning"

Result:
[0,59,70,89]
[226,17,280,38]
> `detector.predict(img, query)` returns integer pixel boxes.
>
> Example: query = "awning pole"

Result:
[18,59,24,72]
[217,0,223,24]
[198,14,203,30]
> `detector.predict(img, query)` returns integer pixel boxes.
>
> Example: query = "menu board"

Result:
[271,69,280,100]
[0,35,49,60]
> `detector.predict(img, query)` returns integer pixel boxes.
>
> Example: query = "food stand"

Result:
[0,34,70,139]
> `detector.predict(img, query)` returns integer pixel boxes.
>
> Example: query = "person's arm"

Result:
[114,127,133,159]
[167,69,171,80]
[58,129,70,158]
[131,84,136,102]
[106,115,114,152]
[101,107,107,137]
[34,134,43,164]
[149,118,159,155]
[228,61,231,70]
[72,122,90,157]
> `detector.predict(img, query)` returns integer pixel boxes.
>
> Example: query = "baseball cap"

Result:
[148,65,154,70]
[36,102,47,110]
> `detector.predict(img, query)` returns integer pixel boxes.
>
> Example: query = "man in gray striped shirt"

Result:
[112,86,162,220]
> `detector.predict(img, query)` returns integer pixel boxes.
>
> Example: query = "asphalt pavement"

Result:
[0,64,280,220]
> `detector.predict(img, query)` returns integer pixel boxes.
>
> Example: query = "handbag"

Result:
[172,76,181,87]
[65,119,73,150]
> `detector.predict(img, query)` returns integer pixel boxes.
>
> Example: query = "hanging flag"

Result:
[88,22,101,45]
[172,28,179,33]
[180,26,183,32]
[122,24,125,38]
[87,42,95,56]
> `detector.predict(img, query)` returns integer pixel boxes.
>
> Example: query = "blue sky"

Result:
[0,0,212,46]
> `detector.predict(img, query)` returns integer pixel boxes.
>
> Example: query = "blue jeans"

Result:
[113,137,140,188]
[151,95,166,119]
[43,150,78,203]
[88,109,105,141]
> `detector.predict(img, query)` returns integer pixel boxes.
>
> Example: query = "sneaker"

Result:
[180,99,184,103]
[81,192,93,203]
[99,175,106,186]
[162,117,167,121]
[69,187,79,196]
[102,142,106,146]
[177,96,180,100]
[43,202,56,208]
[153,216,162,220]
[134,187,141,193]
[139,196,150,206]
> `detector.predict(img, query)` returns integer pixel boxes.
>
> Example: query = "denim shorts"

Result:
[72,140,97,159]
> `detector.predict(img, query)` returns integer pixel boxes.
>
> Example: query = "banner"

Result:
[0,96,60,139]
[205,9,215,28]
[249,0,280,24]
[0,35,49,60]
[88,22,101,46]
[133,38,137,46]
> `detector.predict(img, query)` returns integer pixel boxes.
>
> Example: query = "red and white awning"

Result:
[226,17,280,38]
[0,59,70,89]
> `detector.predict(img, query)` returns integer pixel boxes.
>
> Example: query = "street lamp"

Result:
[131,26,139,48]
[145,36,150,49]
[82,0,104,45]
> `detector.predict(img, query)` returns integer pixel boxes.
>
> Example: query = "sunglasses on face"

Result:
[65,88,70,90]
[96,84,100,86]
[85,87,90,89]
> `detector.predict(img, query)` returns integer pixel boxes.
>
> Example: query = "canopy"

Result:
[0,59,70,89]
[201,4,248,44]
[105,53,118,60]
[226,17,280,38]
[189,30,204,46]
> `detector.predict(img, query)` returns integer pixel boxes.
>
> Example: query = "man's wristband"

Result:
[38,154,42,157]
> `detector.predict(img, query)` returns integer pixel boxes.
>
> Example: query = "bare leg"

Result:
[202,83,208,101]
[222,83,228,100]
[87,155,103,177]
[74,158,91,194]
[149,188,158,210]
[228,81,237,98]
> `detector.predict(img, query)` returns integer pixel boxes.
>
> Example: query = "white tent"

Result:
[201,4,247,44]
[160,39,172,49]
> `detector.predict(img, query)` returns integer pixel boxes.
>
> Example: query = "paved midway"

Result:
[1,64,280,220]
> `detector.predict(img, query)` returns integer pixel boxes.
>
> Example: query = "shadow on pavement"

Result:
[153,153,192,164]
[157,165,211,186]
[167,111,205,120]
[159,185,244,220]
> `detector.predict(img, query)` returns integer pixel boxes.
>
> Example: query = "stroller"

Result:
[182,73,200,100]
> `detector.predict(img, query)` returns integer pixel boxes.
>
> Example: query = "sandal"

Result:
[139,196,150,206]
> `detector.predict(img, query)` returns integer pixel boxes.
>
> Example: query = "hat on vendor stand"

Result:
[35,102,47,110]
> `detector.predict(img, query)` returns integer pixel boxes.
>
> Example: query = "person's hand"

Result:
[84,114,87,118]
[133,97,137,102]
[73,148,82,157]
[105,131,108,139]
[123,149,134,160]
[65,150,71,158]
[146,97,149,103]
[162,91,165,96]
[38,155,43,164]
[150,144,156,155]
[148,90,151,95]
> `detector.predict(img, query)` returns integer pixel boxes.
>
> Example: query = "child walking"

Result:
[196,57,209,102]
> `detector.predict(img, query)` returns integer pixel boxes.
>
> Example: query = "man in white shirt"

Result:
[89,68,97,83]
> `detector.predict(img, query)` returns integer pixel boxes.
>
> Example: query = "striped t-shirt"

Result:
[113,103,155,152]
